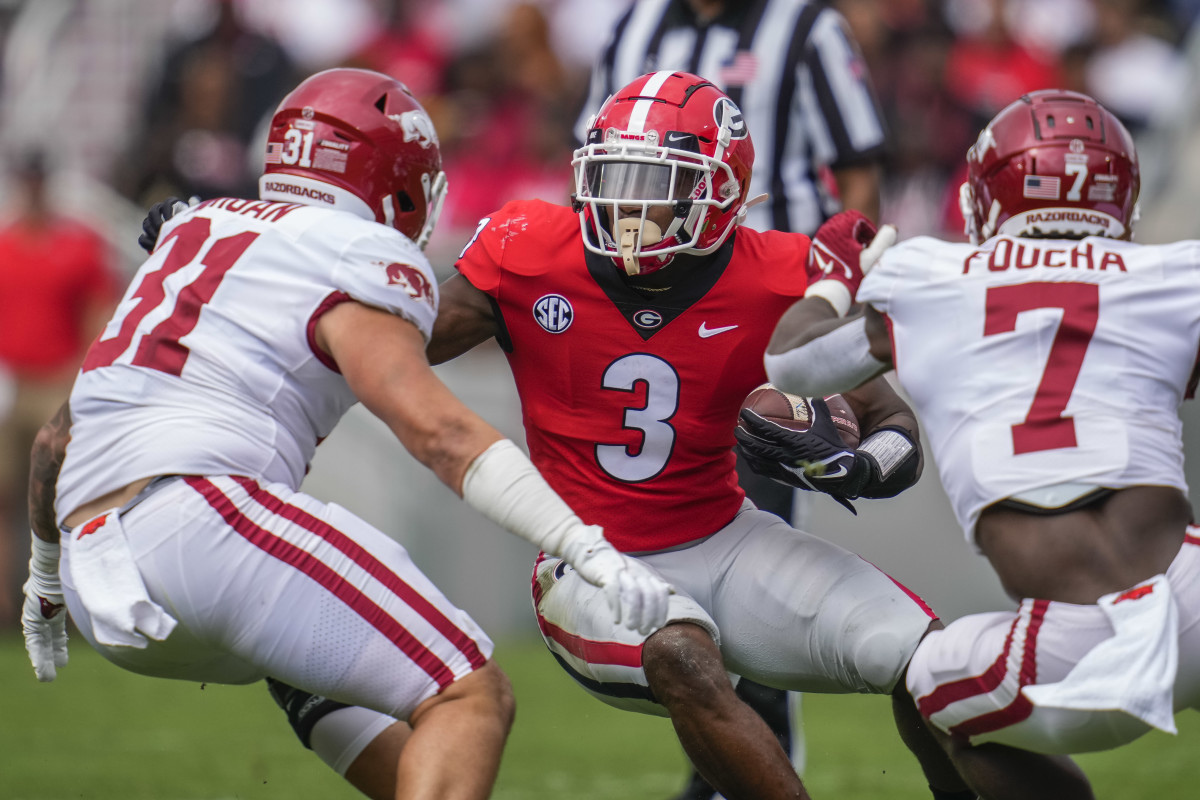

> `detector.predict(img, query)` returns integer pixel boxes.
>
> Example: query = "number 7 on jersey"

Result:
[984,281,1100,455]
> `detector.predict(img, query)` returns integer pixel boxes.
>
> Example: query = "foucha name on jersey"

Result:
[964,238,1127,274]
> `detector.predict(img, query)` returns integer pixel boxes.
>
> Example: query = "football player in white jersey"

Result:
[737,88,1200,797]
[20,68,671,800]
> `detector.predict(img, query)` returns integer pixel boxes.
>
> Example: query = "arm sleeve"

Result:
[764,315,887,398]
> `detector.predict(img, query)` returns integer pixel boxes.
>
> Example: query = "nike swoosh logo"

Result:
[813,248,835,276]
[783,460,848,483]
[813,245,852,279]
[698,322,739,338]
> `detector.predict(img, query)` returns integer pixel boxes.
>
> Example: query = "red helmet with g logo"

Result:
[260,68,447,249]
[573,71,756,275]
[960,89,1139,244]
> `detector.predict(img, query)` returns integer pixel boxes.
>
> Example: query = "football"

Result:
[740,384,861,448]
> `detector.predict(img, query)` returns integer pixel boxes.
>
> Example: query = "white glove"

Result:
[22,533,68,682]
[563,529,672,637]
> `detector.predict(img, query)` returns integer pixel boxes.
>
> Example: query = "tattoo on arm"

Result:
[28,403,71,543]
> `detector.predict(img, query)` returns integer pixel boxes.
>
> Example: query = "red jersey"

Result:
[456,200,809,552]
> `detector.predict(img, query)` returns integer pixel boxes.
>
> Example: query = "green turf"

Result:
[2,628,1195,798]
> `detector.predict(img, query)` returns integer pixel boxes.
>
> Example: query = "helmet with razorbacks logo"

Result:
[572,71,756,275]
[960,89,1139,244]
[259,68,447,249]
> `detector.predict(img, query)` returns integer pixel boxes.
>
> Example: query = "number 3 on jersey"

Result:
[83,217,258,376]
[596,354,679,482]
[984,282,1099,455]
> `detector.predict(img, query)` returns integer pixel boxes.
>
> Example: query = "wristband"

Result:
[30,533,61,575]
[461,439,605,557]
[803,280,853,318]
[858,429,915,479]
[856,426,920,498]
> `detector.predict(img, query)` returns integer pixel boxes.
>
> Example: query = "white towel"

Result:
[68,510,178,648]
[1023,574,1178,734]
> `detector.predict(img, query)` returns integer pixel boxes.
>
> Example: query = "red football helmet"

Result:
[259,68,447,249]
[960,89,1139,244]
[573,71,756,275]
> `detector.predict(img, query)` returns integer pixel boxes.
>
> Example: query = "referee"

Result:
[574,2,890,800]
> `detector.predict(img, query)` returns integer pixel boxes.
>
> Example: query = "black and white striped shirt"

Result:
[575,0,887,235]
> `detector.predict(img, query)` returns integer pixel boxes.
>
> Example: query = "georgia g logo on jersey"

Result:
[713,98,748,140]
[385,262,435,309]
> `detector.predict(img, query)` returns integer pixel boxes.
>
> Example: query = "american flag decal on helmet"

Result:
[1023,175,1061,200]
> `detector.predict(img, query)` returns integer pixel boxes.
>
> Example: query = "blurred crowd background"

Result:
[2,0,1199,635]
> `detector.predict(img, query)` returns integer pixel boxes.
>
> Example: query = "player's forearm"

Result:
[845,376,916,439]
[28,403,71,544]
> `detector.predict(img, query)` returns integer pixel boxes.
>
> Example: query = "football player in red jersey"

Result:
[22,68,671,800]
[745,88,1200,796]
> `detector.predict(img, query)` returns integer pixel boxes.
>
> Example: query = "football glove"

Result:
[138,196,197,253]
[562,532,671,637]
[804,210,897,316]
[22,533,68,682]
[734,397,919,514]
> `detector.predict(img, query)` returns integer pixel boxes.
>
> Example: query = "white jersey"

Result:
[57,198,438,524]
[857,234,1200,541]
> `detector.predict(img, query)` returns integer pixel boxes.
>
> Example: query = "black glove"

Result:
[138,196,193,253]
[735,397,920,514]
[735,397,866,513]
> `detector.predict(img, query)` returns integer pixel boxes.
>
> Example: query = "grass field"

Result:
[3,628,1196,799]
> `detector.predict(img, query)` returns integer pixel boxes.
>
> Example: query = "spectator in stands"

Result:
[118,0,297,206]
[1082,0,1191,132]
[428,3,577,264]
[943,0,1062,131]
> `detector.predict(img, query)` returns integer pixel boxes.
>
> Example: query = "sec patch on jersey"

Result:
[741,384,861,447]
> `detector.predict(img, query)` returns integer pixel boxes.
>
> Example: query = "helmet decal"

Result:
[713,98,748,140]
[972,126,998,162]
[1022,175,1061,200]
[393,111,438,148]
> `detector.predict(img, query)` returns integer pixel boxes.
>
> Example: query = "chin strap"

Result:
[616,217,664,275]
[735,193,769,226]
